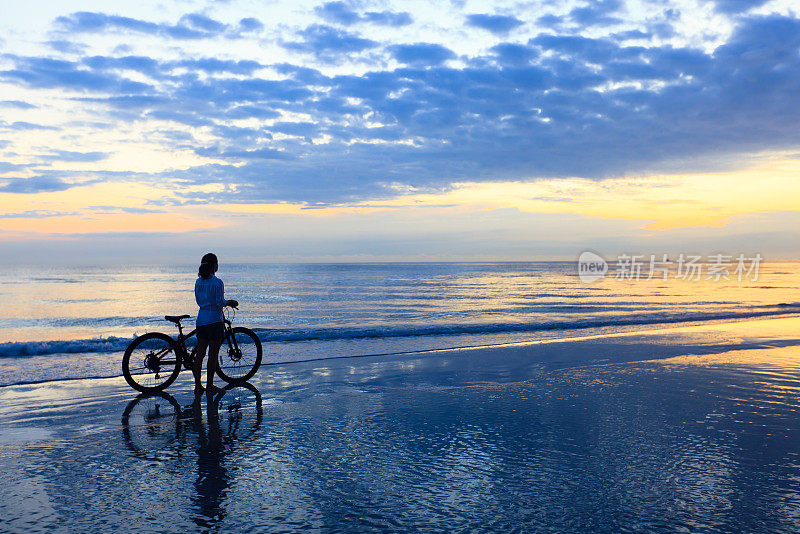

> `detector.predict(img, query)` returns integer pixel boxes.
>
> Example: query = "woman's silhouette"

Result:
[194,253,237,394]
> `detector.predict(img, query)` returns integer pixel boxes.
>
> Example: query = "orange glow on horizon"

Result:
[2,154,800,237]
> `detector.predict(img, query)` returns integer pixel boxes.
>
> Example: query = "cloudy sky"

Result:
[0,0,799,262]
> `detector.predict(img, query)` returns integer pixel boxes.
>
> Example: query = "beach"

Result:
[4,316,800,532]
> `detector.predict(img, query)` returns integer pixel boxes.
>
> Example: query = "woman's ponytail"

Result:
[198,252,218,279]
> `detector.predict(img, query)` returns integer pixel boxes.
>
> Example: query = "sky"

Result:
[0,0,799,263]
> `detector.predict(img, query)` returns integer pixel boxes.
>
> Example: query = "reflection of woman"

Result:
[192,394,230,530]
[194,253,237,394]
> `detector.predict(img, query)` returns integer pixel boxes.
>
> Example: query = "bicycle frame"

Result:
[170,316,241,369]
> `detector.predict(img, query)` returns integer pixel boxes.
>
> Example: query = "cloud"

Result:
[82,55,161,76]
[315,2,360,25]
[0,162,27,173]
[466,14,523,34]
[390,43,456,65]
[490,43,538,65]
[0,176,74,194]
[37,150,109,163]
[0,100,36,109]
[194,146,293,160]
[0,9,797,207]
[568,0,623,27]
[238,17,264,32]
[0,120,59,131]
[46,40,88,54]
[711,0,771,14]
[537,14,564,28]
[0,56,152,93]
[54,11,234,40]
[315,2,413,27]
[0,210,78,218]
[282,24,378,60]
[172,58,263,75]
[363,11,413,27]
[87,206,165,214]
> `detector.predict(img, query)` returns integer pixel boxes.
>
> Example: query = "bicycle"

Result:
[122,306,262,393]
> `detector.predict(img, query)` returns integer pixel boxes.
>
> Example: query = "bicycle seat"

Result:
[164,314,190,324]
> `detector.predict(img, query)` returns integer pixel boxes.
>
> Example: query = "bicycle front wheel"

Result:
[121,392,183,459]
[122,332,182,393]
[216,327,262,384]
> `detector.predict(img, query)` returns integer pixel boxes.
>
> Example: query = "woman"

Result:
[194,253,238,394]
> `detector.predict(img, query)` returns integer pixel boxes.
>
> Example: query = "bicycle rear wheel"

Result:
[216,327,262,384]
[122,332,182,392]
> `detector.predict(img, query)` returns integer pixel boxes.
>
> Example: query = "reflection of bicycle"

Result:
[122,307,262,392]
[121,383,263,458]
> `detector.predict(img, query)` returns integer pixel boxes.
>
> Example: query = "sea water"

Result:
[1,261,799,386]
[3,334,800,532]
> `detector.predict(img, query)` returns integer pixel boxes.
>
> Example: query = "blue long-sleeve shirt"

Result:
[195,275,226,326]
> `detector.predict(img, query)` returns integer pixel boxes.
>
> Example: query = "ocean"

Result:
[1,261,799,386]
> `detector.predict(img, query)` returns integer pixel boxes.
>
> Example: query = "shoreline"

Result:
[2,315,800,443]
[3,311,800,389]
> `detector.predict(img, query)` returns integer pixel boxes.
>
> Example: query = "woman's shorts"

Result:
[196,322,224,345]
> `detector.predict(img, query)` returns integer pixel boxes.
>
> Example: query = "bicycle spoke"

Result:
[216,327,261,383]
[123,333,181,392]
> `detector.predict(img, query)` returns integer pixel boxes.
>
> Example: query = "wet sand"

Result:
[3,317,800,532]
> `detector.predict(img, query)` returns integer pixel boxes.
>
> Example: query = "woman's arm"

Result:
[217,279,238,308]
[216,279,227,307]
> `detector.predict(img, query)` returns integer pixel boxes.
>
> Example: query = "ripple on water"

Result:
[5,350,800,532]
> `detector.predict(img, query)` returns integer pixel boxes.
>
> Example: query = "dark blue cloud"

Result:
[88,206,165,214]
[315,2,413,27]
[612,29,651,40]
[568,0,623,27]
[54,11,233,40]
[179,13,225,33]
[712,0,770,14]
[315,2,360,25]
[0,209,78,218]
[82,55,161,76]
[55,12,159,33]
[282,24,378,60]
[390,43,456,66]
[46,40,88,54]
[0,10,798,205]
[490,43,538,65]
[173,58,262,74]
[465,14,524,34]
[146,109,213,127]
[536,14,564,28]
[0,120,59,131]
[37,150,109,163]
[238,17,264,32]
[0,176,73,194]
[195,146,293,160]
[0,55,152,93]
[224,105,280,120]
[0,162,26,173]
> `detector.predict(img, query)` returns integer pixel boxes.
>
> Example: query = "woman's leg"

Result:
[193,337,209,390]
[206,338,222,392]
